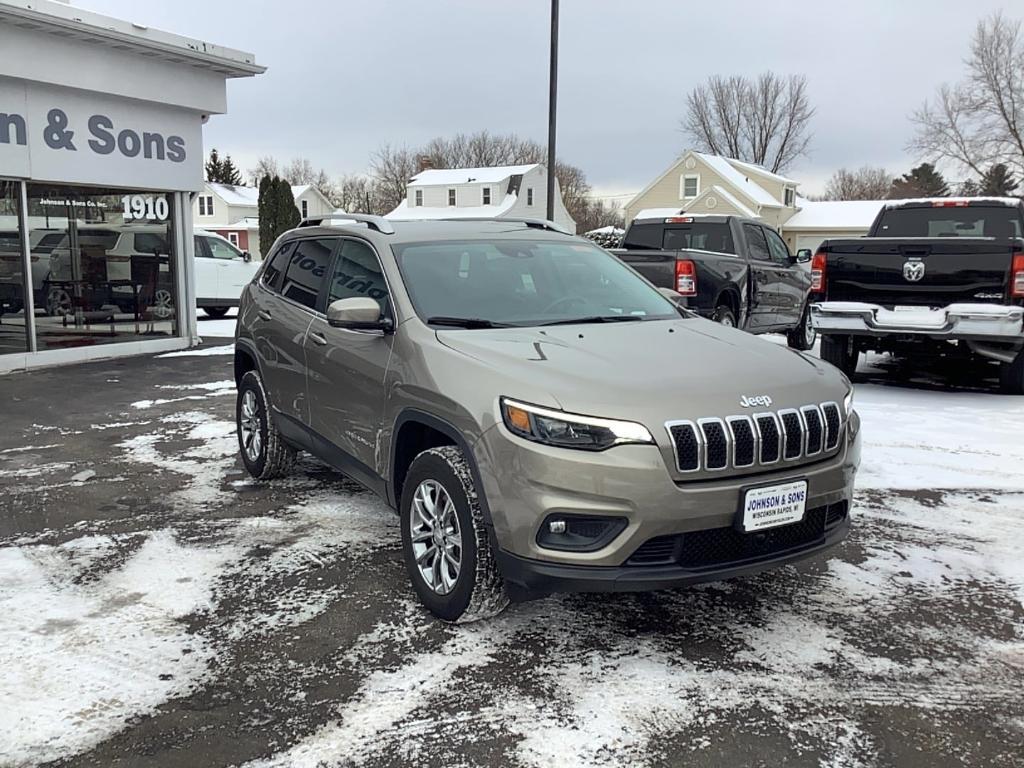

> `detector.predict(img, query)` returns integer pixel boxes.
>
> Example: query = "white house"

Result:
[386,163,576,233]
[625,150,884,252]
[191,181,334,258]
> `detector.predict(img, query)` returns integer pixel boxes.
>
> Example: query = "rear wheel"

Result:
[999,348,1024,394]
[786,304,817,350]
[711,304,736,327]
[400,446,508,623]
[203,306,230,319]
[236,370,297,480]
[821,334,859,376]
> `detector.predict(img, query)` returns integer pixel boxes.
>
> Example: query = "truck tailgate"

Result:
[609,249,677,289]
[822,238,1017,307]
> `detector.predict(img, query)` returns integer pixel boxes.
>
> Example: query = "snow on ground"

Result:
[0,341,1022,765]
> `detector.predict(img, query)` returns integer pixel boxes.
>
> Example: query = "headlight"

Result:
[844,389,854,417]
[501,398,654,451]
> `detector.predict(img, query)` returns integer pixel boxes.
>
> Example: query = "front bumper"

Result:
[497,514,849,595]
[811,301,1024,341]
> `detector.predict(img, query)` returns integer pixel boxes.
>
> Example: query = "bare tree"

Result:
[336,174,382,214]
[249,156,279,185]
[369,145,420,214]
[910,12,1024,177]
[681,72,814,173]
[821,166,893,200]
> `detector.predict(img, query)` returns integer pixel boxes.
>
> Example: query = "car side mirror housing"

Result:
[326,297,394,332]
[794,248,812,264]
[242,251,252,263]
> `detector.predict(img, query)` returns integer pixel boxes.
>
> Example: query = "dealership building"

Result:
[0,0,263,372]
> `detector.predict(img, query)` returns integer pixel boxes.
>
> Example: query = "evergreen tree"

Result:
[275,179,301,234]
[258,175,277,257]
[220,154,243,186]
[890,163,950,199]
[958,178,981,197]
[205,148,224,183]
[979,163,1019,197]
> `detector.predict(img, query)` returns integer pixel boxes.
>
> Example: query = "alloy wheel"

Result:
[46,287,72,317]
[151,289,174,319]
[239,390,263,463]
[804,312,817,346]
[409,479,463,595]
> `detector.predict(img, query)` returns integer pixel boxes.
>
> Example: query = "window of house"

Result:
[301,199,308,219]
[415,189,423,207]
[281,238,337,310]
[483,187,491,205]
[448,189,456,206]
[527,188,534,206]
[680,175,700,198]
[198,195,214,216]
[226,231,240,247]
[784,187,795,207]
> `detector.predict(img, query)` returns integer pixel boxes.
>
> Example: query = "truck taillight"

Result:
[1012,252,1024,297]
[675,259,697,296]
[811,250,827,292]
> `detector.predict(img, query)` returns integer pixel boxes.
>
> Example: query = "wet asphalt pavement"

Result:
[1,344,1022,767]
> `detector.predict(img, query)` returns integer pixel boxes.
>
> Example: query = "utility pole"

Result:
[546,0,559,222]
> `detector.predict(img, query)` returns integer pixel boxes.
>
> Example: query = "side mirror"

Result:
[794,248,812,264]
[242,251,252,263]
[326,297,394,332]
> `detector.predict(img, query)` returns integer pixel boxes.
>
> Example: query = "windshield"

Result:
[622,221,735,254]
[875,206,1023,238]
[394,238,680,327]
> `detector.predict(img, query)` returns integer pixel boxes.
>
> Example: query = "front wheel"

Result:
[821,334,859,376]
[787,304,817,351]
[400,446,508,623]
[711,304,736,327]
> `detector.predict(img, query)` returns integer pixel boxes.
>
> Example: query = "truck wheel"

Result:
[786,304,817,351]
[711,305,736,327]
[999,349,1024,394]
[821,335,859,376]
[400,446,509,623]
[236,370,297,480]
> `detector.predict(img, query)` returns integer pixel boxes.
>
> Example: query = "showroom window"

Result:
[25,184,179,351]
[0,180,28,355]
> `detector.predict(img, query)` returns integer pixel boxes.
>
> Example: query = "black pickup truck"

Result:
[610,214,816,349]
[810,198,1024,393]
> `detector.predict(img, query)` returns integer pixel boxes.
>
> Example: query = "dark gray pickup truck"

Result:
[810,198,1024,393]
[611,214,816,349]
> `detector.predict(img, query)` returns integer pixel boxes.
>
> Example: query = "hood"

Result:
[436,318,847,424]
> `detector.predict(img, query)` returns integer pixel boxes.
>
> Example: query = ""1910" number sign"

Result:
[121,194,169,222]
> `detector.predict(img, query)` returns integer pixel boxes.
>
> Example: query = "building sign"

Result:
[0,77,203,191]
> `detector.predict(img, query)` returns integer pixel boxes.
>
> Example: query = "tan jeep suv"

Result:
[233,215,860,622]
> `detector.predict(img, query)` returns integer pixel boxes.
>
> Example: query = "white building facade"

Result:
[0,0,263,372]
[387,163,577,233]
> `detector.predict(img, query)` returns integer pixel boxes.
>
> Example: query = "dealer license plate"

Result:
[741,480,808,532]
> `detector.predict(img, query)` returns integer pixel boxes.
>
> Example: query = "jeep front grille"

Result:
[666,401,844,474]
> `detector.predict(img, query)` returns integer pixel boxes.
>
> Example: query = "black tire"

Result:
[400,446,508,623]
[821,334,859,376]
[999,349,1024,394]
[711,304,737,328]
[787,304,817,351]
[203,306,230,319]
[236,370,297,480]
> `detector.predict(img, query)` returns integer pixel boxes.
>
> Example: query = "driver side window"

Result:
[764,228,792,265]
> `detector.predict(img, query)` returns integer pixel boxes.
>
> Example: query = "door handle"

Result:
[309,332,328,346]
[257,309,272,321]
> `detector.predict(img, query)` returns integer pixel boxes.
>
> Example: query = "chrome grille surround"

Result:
[665,402,844,475]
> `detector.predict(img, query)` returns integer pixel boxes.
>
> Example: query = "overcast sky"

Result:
[83,0,1020,199]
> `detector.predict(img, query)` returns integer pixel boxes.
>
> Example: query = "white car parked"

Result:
[193,230,260,318]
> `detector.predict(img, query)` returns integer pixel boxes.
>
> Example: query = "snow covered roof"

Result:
[386,193,520,221]
[586,225,625,235]
[206,183,319,208]
[694,153,780,208]
[784,199,886,230]
[409,164,539,187]
[726,158,798,186]
[697,185,758,218]
[634,207,684,220]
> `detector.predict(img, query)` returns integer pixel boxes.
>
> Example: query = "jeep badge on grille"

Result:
[740,395,772,408]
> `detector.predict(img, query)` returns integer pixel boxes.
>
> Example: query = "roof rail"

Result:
[437,217,573,235]
[297,213,395,235]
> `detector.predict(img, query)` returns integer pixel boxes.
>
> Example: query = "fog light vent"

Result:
[536,514,628,552]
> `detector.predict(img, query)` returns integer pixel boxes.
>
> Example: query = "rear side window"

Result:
[621,223,662,249]
[662,223,735,254]
[135,233,169,254]
[743,224,771,261]
[281,238,337,310]
[875,206,1023,238]
[261,242,293,292]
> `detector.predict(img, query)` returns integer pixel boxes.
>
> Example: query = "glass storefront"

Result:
[0,183,181,356]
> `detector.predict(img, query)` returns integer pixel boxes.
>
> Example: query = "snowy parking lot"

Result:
[1,324,1023,767]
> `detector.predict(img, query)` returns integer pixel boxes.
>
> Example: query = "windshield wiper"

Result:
[426,316,515,329]
[540,315,646,326]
